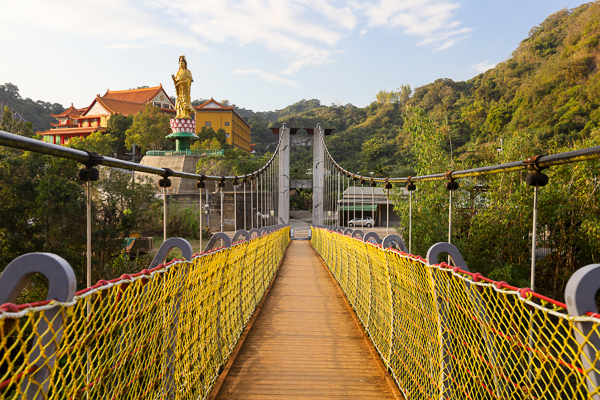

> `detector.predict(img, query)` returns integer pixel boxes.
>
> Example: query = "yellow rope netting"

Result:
[0,227,290,400]
[312,227,600,400]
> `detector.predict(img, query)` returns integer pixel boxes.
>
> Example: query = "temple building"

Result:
[194,99,251,153]
[40,86,175,145]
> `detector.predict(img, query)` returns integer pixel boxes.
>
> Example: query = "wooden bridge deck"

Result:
[211,240,402,400]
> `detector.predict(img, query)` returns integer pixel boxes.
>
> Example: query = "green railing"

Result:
[145,149,224,156]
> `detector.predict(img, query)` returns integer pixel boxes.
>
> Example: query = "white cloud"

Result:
[360,0,471,49]
[0,0,207,51]
[0,0,474,91]
[234,69,300,88]
[472,60,497,72]
[103,44,149,49]
[153,0,355,75]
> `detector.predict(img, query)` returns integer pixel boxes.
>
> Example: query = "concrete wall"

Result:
[138,155,203,194]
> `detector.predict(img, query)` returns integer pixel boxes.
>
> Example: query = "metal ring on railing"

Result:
[363,232,381,244]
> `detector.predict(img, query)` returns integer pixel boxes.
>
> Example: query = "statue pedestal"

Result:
[167,118,198,151]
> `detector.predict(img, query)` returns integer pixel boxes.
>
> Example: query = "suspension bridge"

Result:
[1,127,600,399]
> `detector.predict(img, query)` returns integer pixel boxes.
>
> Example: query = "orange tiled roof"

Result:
[102,85,173,105]
[50,104,83,118]
[39,126,106,135]
[194,98,234,111]
[80,97,146,117]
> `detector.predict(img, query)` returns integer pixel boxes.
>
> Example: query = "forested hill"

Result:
[0,83,64,132]
[240,2,600,178]
[408,2,600,152]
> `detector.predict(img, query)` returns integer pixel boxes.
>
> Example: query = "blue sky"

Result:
[0,0,592,112]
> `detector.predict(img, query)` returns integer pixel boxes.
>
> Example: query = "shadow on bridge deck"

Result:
[210,240,402,399]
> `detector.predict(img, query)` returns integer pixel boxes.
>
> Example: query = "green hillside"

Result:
[408,2,600,152]
[0,83,64,132]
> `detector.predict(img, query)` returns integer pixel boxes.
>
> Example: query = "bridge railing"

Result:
[0,226,290,400]
[145,149,225,157]
[312,226,600,400]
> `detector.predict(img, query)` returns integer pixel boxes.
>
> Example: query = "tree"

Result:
[1,105,36,137]
[193,138,222,150]
[0,145,160,299]
[106,113,133,156]
[125,103,171,152]
[67,131,116,156]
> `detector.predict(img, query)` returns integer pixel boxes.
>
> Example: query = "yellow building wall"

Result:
[232,113,251,153]
[195,110,251,153]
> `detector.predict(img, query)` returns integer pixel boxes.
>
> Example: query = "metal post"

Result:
[244,180,247,230]
[163,187,167,242]
[251,178,254,229]
[259,173,262,228]
[337,171,340,226]
[220,186,224,233]
[527,184,540,385]
[386,188,390,236]
[409,191,412,254]
[347,176,350,228]
[86,180,92,400]
[371,184,375,233]
[199,187,203,253]
[345,176,349,228]
[353,179,356,226]
[448,190,452,244]
[86,181,92,288]
[361,181,364,225]
[531,184,539,291]
[206,189,209,230]
[234,183,237,231]
[269,164,273,225]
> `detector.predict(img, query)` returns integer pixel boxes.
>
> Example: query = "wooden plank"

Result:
[210,240,403,399]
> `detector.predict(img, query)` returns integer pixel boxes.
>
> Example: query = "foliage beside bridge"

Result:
[0,146,161,299]
[394,107,600,302]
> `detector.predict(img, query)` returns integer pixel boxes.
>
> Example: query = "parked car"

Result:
[348,217,374,227]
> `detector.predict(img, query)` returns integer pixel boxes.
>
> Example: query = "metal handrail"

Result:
[146,149,225,156]
[317,129,600,183]
[0,130,281,181]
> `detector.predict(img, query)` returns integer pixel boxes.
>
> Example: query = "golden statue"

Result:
[172,55,196,119]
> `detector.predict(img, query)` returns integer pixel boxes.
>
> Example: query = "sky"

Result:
[0,0,593,112]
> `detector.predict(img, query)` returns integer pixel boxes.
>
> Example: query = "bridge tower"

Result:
[312,125,324,225]
[278,126,290,224]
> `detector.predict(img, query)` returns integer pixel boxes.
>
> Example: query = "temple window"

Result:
[224,121,230,127]
[205,121,211,127]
